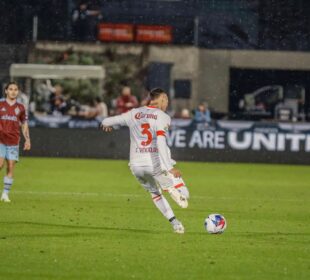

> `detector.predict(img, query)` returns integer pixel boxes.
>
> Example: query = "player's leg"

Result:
[0,157,5,172]
[154,172,188,208]
[130,166,185,233]
[131,167,175,220]
[1,160,15,202]
[172,177,190,200]
[150,189,184,234]
[0,144,9,202]
[151,190,174,221]
[1,145,19,202]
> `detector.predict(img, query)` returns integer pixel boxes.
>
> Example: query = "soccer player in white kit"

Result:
[101,88,189,233]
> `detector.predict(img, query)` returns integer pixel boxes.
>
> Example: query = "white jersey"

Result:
[102,106,174,173]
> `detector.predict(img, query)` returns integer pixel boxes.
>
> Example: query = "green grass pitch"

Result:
[0,157,309,280]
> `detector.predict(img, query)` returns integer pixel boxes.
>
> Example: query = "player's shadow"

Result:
[0,220,167,237]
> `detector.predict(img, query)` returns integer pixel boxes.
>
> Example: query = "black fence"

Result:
[24,120,310,165]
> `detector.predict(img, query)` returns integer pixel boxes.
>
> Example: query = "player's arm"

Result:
[21,122,31,150]
[156,114,181,178]
[20,105,31,150]
[101,112,130,132]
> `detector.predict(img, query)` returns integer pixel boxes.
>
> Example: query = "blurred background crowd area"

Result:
[0,0,309,122]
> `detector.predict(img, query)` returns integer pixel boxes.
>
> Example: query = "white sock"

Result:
[151,192,175,220]
[3,176,13,195]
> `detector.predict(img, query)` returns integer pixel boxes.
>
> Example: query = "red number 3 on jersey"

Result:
[141,123,153,146]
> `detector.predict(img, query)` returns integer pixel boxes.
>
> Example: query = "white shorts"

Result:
[130,166,189,198]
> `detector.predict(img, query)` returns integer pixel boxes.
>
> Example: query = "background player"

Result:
[101,88,189,233]
[0,82,31,202]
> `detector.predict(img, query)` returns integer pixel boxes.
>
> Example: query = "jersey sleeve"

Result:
[156,112,173,171]
[156,112,171,137]
[19,104,28,124]
[101,111,131,127]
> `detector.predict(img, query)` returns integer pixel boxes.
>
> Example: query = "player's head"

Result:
[4,82,19,100]
[149,88,169,111]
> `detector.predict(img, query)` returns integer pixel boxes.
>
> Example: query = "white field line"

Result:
[12,190,307,202]
[13,190,139,197]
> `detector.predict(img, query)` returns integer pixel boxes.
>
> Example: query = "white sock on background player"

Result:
[3,176,13,195]
[1,176,13,202]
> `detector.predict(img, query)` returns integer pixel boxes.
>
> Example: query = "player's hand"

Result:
[24,139,31,151]
[101,125,113,132]
[169,168,181,178]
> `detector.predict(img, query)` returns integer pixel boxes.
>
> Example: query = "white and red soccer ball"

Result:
[204,214,227,234]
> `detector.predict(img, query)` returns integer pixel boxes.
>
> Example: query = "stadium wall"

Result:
[25,124,310,165]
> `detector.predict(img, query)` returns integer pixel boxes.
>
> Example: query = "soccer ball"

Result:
[204,214,227,234]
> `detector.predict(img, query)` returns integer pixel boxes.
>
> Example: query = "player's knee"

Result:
[150,191,161,198]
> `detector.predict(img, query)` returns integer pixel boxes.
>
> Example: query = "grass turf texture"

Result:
[0,158,309,280]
